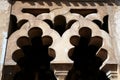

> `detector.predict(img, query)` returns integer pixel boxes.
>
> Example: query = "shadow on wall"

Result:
[8,15,28,38]
[8,0,119,6]
[66,27,109,80]
[2,27,57,80]
[44,15,77,36]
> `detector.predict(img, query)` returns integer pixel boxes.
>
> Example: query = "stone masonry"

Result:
[0,0,120,80]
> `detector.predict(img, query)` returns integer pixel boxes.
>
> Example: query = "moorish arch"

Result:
[2,1,118,80]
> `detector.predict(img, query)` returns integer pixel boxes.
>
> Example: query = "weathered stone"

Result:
[0,0,120,80]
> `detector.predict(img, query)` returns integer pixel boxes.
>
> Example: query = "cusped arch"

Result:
[6,8,116,68]
[5,20,59,65]
[78,18,101,36]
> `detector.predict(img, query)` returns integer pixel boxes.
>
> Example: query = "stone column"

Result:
[0,0,11,79]
[55,71,68,80]
[51,63,72,80]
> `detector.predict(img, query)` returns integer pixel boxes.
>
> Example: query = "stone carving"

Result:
[4,7,114,80]
[44,15,77,36]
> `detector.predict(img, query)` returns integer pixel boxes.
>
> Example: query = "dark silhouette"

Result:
[13,27,56,80]
[66,27,110,80]
[92,15,109,33]
[44,15,76,36]
[8,14,28,38]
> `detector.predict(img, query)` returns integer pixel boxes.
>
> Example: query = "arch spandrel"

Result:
[85,13,103,23]
[5,22,30,65]
[15,13,35,23]
[5,20,61,65]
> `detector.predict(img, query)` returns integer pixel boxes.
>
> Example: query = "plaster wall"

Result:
[0,0,11,79]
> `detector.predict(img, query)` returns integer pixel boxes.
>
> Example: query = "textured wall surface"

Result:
[0,0,120,80]
[0,0,11,79]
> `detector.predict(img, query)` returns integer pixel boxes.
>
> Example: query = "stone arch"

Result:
[12,27,56,80]
[3,7,117,80]
[66,27,110,80]
[5,20,59,65]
